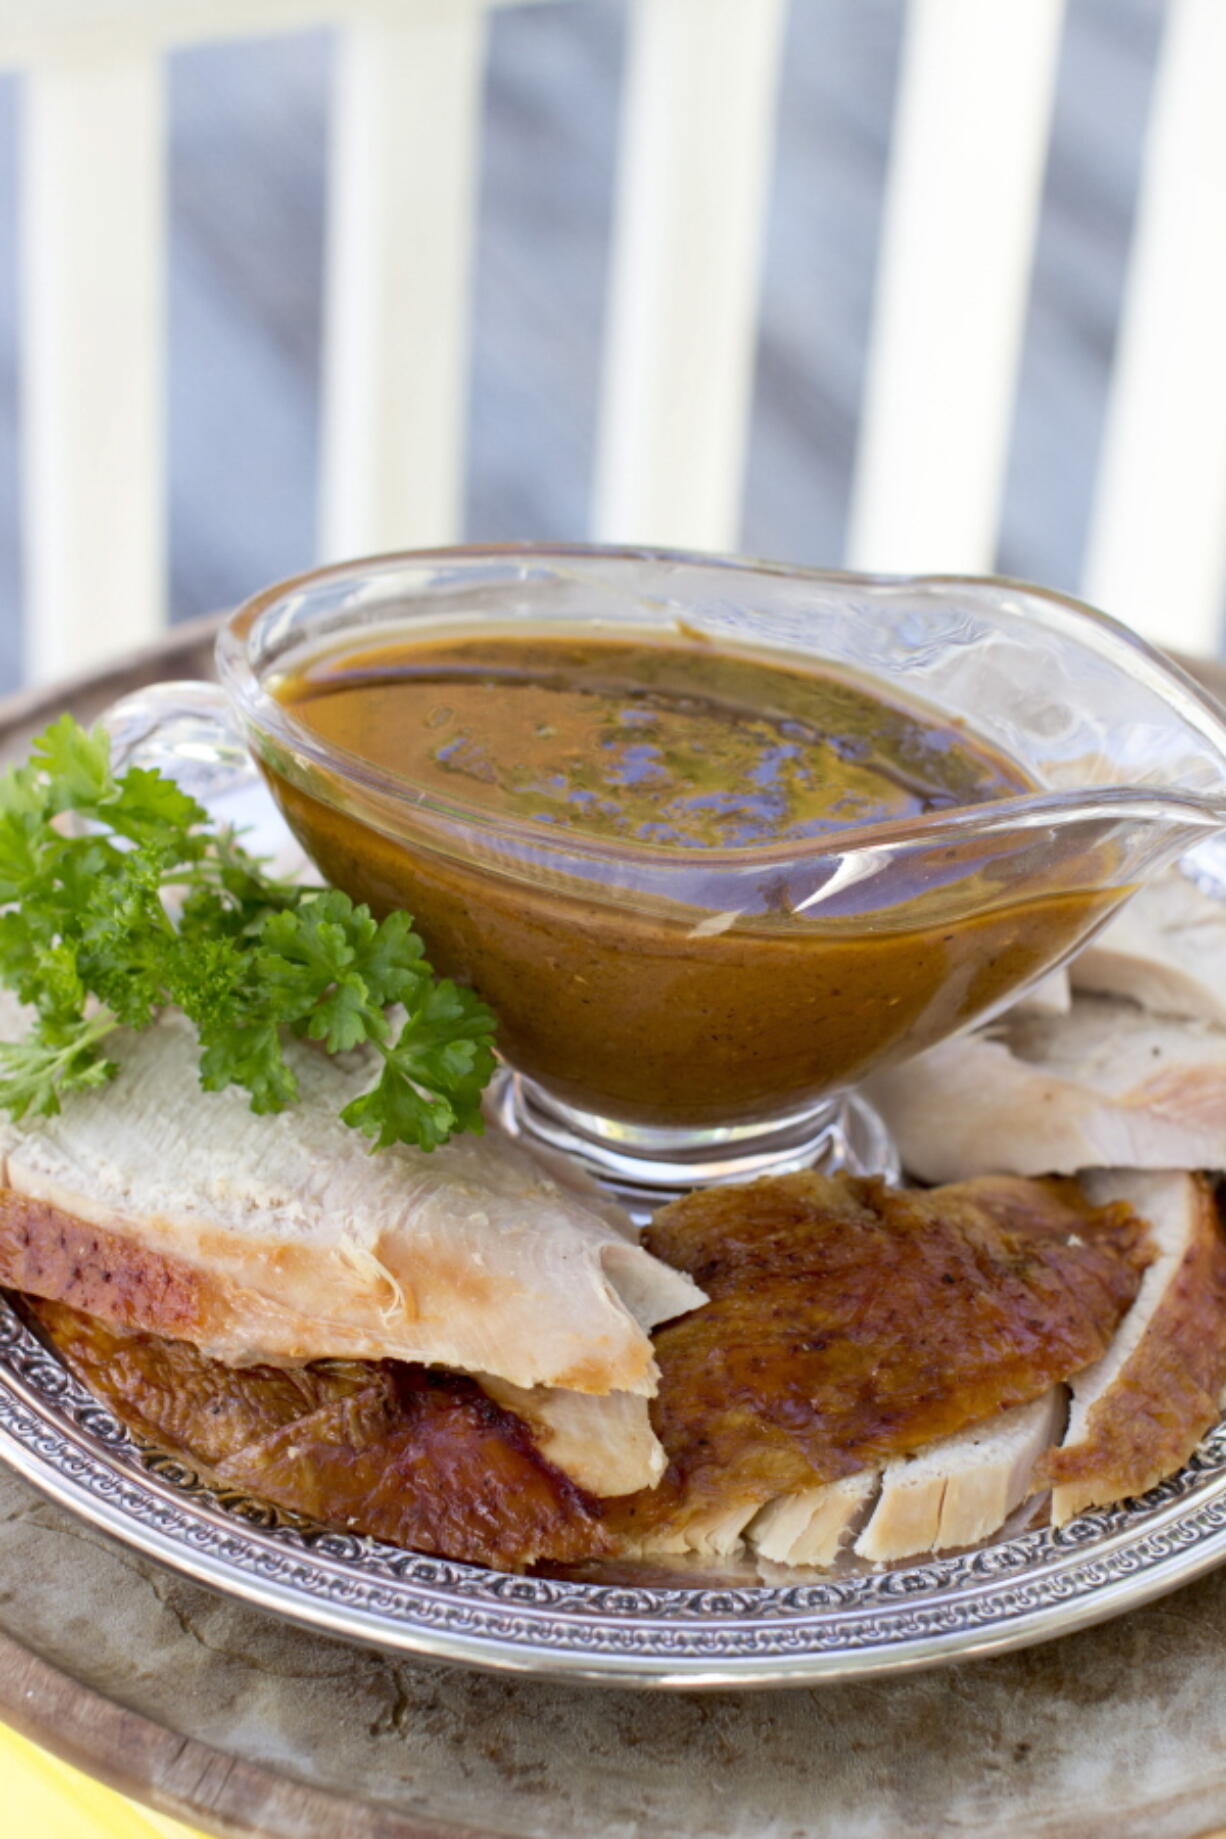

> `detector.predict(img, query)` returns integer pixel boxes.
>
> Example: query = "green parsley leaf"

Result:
[256,891,430,1054]
[107,765,209,845]
[342,982,497,1151]
[31,714,116,811]
[0,759,51,823]
[197,1018,299,1114]
[0,1011,119,1119]
[0,715,498,1151]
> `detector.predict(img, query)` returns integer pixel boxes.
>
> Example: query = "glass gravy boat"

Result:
[109,547,1226,1204]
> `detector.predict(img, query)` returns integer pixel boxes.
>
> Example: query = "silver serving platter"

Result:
[3,1292,1226,1687]
[2,641,1225,1691]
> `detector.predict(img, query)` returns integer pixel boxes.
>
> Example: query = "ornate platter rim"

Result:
[2,1295,1225,1687]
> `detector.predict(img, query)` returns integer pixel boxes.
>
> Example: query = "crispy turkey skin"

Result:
[22,1298,609,1571]
[1041,1171,1226,1519]
[12,1170,1179,1574]
[607,1172,1149,1549]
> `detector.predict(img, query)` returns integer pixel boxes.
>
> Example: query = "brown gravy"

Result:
[265,630,1121,1126]
[279,634,1029,848]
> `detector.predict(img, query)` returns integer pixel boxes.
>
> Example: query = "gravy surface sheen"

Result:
[280,635,1028,849]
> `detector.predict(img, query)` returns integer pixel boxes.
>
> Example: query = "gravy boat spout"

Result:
[204,548,1226,1199]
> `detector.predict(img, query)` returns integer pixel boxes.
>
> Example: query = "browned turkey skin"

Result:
[607,1173,1150,1546]
[13,1172,1158,1571]
[1039,1174,1226,1513]
[21,1297,609,1572]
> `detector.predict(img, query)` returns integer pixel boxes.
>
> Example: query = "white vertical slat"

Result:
[846,0,1065,576]
[21,49,165,684]
[318,4,487,561]
[1082,0,1226,653]
[593,0,788,552]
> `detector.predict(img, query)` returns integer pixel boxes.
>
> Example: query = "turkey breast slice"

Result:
[854,1391,1064,1564]
[616,1493,767,1561]
[1042,1170,1226,1524]
[864,997,1226,1181]
[746,1472,880,1570]
[746,1173,1226,1566]
[479,1379,667,1497]
[1071,866,1226,1026]
[0,1001,703,1402]
[632,1473,878,1567]
[641,1392,1063,1573]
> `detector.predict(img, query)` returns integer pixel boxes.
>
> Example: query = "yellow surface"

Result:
[0,1719,212,1838]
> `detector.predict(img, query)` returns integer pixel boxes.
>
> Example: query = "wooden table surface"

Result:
[3,621,1226,1839]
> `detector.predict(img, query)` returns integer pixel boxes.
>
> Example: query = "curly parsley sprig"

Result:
[0,714,497,1150]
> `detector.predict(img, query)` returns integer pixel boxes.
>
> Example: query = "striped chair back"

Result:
[4,0,1224,681]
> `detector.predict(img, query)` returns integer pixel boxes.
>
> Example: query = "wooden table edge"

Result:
[0,1620,497,1839]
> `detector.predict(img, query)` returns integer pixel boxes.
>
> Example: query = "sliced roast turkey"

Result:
[864,997,1226,1182]
[1071,864,1226,1025]
[0,997,703,1497]
[1041,1169,1226,1523]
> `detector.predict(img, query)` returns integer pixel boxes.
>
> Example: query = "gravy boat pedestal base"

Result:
[489,1069,900,1219]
